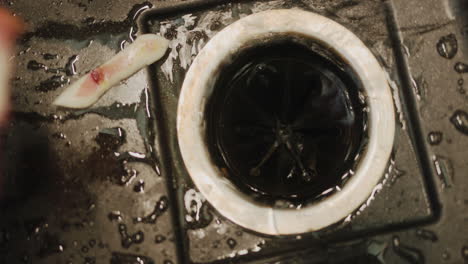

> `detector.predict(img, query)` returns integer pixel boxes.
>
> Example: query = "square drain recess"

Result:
[142,0,438,263]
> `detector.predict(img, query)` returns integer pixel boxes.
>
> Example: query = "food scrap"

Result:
[53,34,169,109]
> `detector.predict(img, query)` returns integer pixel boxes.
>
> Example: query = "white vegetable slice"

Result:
[53,34,169,109]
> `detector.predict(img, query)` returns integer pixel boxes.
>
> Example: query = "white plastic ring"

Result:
[177,9,395,235]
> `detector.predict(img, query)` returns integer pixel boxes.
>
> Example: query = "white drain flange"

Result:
[177,9,395,235]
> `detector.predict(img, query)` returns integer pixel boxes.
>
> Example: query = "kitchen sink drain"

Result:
[206,40,366,202]
[177,9,395,235]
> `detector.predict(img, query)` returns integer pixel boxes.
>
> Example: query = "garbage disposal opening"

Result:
[206,37,367,203]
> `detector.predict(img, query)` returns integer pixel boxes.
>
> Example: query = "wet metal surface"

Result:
[0,0,467,263]
[144,0,435,262]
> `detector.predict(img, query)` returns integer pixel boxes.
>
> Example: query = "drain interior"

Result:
[206,39,367,203]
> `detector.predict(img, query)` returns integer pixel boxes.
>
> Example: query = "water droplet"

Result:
[110,252,154,264]
[454,62,468,73]
[132,231,144,243]
[52,132,67,140]
[88,239,96,248]
[133,196,168,224]
[402,43,411,57]
[81,246,89,253]
[65,55,79,76]
[428,131,443,145]
[227,238,237,249]
[411,75,428,100]
[442,251,450,260]
[450,110,468,135]
[117,224,144,249]
[108,211,123,222]
[43,53,58,60]
[432,155,453,188]
[122,237,133,249]
[37,233,65,258]
[392,236,425,264]
[238,249,249,256]
[24,218,48,238]
[84,256,96,264]
[415,229,438,242]
[35,75,69,92]
[120,169,138,186]
[436,34,458,59]
[273,199,297,209]
[163,260,173,264]
[128,2,153,42]
[184,189,213,229]
[155,235,166,244]
[461,246,468,260]
[133,180,145,193]
[119,39,129,51]
[87,203,96,212]
[458,78,464,85]
[27,60,47,71]
[99,127,126,143]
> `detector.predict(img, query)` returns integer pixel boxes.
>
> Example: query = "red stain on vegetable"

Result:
[76,70,104,97]
[76,67,112,97]
[90,69,104,84]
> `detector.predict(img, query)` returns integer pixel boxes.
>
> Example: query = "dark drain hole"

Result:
[206,38,367,204]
